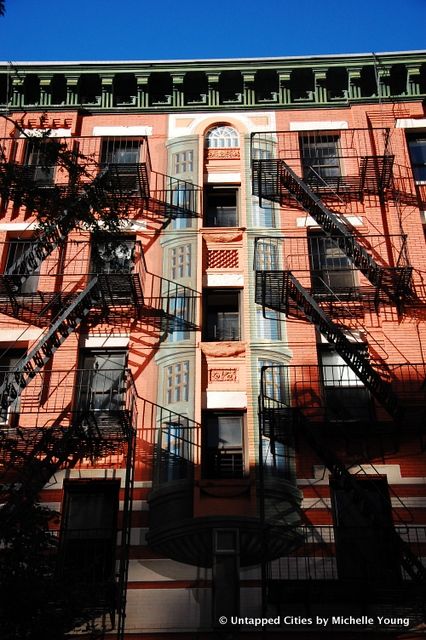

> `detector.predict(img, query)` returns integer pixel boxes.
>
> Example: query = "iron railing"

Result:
[254,234,410,275]
[251,128,394,200]
[138,397,200,488]
[269,524,426,583]
[0,239,200,331]
[0,135,202,218]
[260,363,426,420]
[0,367,138,438]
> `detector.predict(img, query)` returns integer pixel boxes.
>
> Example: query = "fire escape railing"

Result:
[254,234,412,308]
[251,128,396,203]
[137,396,200,489]
[269,524,426,583]
[0,238,200,411]
[0,135,203,222]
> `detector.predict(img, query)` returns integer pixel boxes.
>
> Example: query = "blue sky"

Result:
[0,0,425,61]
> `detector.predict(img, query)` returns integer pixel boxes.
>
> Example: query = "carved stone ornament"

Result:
[205,148,240,160]
[209,368,238,382]
[200,342,246,357]
[202,229,244,243]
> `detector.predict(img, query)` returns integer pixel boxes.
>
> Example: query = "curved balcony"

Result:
[143,404,302,567]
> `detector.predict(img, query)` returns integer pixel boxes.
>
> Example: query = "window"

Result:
[91,235,135,274]
[255,238,280,271]
[252,198,275,228]
[167,297,190,342]
[252,146,273,161]
[101,139,140,165]
[169,244,192,280]
[173,150,194,174]
[159,420,191,482]
[0,349,25,425]
[166,361,189,404]
[319,345,372,423]
[331,477,400,582]
[59,480,119,588]
[300,134,341,182]
[202,412,244,479]
[204,186,238,227]
[204,289,240,341]
[407,134,426,182]
[206,125,239,149]
[212,529,240,626]
[258,360,288,403]
[5,239,40,294]
[308,232,356,293]
[101,139,141,192]
[75,350,127,416]
[24,139,56,185]
[256,308,282,340]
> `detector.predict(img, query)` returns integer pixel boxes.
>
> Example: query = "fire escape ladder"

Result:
[0,278,102,413]
[258,270,401,418]
[278,160,410,304]
[2,211,75,294]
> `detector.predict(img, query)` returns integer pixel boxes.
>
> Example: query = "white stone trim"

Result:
[80,335,130,348]
[396,118,426,129]
[207,172,241,183]
[298,464,426,485]
[204,391,247,409]
[296,215,363,227]
[0,328,43,342]
[0,222,37,231]
[20,128,71,138]
[205,273,244,287]
[168,111,277,139]
[290,121,348,131]
[92,126,153,136]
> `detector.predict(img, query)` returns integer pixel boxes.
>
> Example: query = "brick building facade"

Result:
[0,51,426,638]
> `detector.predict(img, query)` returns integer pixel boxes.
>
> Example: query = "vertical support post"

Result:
[171,73,185,107]
[207,73,220,107]
[242,72,255,107]
[135,74,149,109]
[65,75,79,106]
[278,71,291,105]
[39,75,53,107]
[348,67,362,99]
[101,75,114,109]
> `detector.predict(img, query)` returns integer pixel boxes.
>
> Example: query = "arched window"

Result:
[206,125,239,149]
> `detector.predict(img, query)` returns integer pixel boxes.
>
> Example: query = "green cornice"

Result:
[0,51,425,112]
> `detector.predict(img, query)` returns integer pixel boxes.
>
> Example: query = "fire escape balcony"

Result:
[0,238,200,329]
[144,402,301,568]
[258,364,426,608]
[251,130,414,307]
[266,524,426,625]
[0,135,202,221]
[251,128,396,205]
[0,367,137,443]
[254,235,413,313]
[259,363,426,448]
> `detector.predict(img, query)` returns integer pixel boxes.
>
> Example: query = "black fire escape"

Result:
[259,364,426,622]
[252,128,426,623]
[0,134,202,637]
